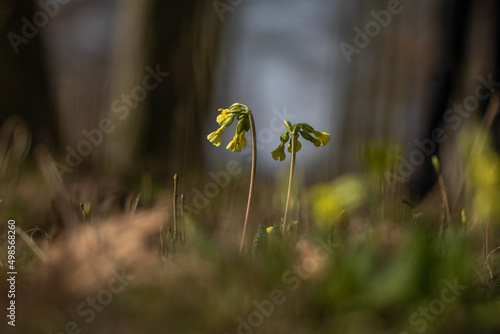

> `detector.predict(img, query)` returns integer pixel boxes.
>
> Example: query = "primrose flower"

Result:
[207,102,257,255]
[226,132,247,152]
[207,103,251,153]
[239,131,247,147]
[271,143,286,161]
[217,109,231,126]
[312,130,330,146]
[207,127,225,147]
[273,120,331,234]
[272,121,329,161]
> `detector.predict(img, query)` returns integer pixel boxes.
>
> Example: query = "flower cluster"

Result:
[271,121,331,161]
[207,103,251,152]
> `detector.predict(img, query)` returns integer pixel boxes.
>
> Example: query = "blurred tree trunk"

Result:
[142,1,222,180]
[409,0,472,201]
[0,0,56,147]
[104,0,221,184]
[334,0,500,205]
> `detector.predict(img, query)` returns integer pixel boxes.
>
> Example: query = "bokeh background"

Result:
[1,0,500,333]
[2,0,498,194]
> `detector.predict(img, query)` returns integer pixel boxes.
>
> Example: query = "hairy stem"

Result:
[239,112,257,255]
[283,134,296,234]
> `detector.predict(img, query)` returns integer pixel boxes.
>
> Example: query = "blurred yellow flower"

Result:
[312,130,331,146]
[207,127,224,147]
[271,143,286,161]
[310,174,366,229]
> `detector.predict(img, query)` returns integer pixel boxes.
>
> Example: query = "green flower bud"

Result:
[299,130,321,147]
[301,123,315,133]
[299,130,314,141]
[230,103,249,114]
[280,131,290,143]
[236,117,249,134]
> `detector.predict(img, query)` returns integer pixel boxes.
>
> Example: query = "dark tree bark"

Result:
[409,0,472,201]
[0,0,57,147]
[143,1,222,180]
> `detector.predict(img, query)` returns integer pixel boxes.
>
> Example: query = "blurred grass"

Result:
[1,121,500,334]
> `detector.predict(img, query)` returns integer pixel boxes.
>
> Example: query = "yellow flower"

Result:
[207,127,224,146]
[266,227,273,234]
[312,131,330,146]
[226,133,242,152]
[271,143,286,161]
[226,132,247,152]
[239,131,247,148]
[216,109,230,126]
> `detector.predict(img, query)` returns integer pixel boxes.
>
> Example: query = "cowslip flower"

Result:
[216,109,231,126]
[207,127,224,147]
[207,103,251,152]
[272,120,331,233]
[271,121,330,161]
[312,130,330,146]
[226,131,247,152]
[207,102,257,255]
[271,143,286,161]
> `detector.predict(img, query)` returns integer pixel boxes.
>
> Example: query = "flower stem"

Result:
[283,134,296,234]
[239,112,257,255]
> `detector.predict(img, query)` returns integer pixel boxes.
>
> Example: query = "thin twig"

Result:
[173,173,178,242]
[433,156,452,238]
[180,194,186,243]
[484,220,493,280]
[130,193,141,218]
[15,226,47,262]
[483,245,500,271]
